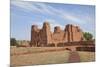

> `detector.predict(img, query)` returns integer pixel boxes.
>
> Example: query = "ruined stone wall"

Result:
[31,22,84,47]
[52,26,65,43]
[31,25,40,46]
[39,22,52,46]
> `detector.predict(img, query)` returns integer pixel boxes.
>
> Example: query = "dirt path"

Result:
[68,51,80,63]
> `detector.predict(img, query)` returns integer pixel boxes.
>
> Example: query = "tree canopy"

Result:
[10,38,18,46]
[83,32,93,41]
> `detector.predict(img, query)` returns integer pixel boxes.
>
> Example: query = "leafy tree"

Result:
[83,32,93,41]
[10,38,18,46]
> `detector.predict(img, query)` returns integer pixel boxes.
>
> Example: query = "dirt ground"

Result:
[10,47,95,66]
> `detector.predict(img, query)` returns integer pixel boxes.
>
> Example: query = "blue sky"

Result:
[11,1,95,40]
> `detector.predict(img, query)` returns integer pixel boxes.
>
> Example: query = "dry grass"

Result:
[11,50,70,66]
[10,47,66,55]
[78,51,95,62]
[10,47,95,66]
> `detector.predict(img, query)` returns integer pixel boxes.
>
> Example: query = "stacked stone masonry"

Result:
[31,21,84,47]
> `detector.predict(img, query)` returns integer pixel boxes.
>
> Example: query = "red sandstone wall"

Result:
[31,22,84,47]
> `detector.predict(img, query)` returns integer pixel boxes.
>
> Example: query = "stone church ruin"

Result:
[30,21,84,47]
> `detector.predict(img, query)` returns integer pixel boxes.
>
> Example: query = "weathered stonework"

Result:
[30,22,84,47]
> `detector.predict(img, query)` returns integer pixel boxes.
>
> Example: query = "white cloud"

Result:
[11,1,94,28]
[11,1,55,15]
[11,1,42,12]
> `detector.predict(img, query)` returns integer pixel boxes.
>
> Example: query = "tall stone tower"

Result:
[40,22,52,46]
[64,24,83,42]
[31,25,40,46]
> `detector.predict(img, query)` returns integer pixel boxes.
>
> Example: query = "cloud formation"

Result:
[11,1,93,25]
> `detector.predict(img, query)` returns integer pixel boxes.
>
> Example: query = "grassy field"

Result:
[78,51,95,62]
[10,47,95,66]
[10,47,67,54]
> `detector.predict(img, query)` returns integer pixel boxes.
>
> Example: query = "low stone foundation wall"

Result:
[57,40,95,46]
[46,40,95,51]
[76,47,95,52]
